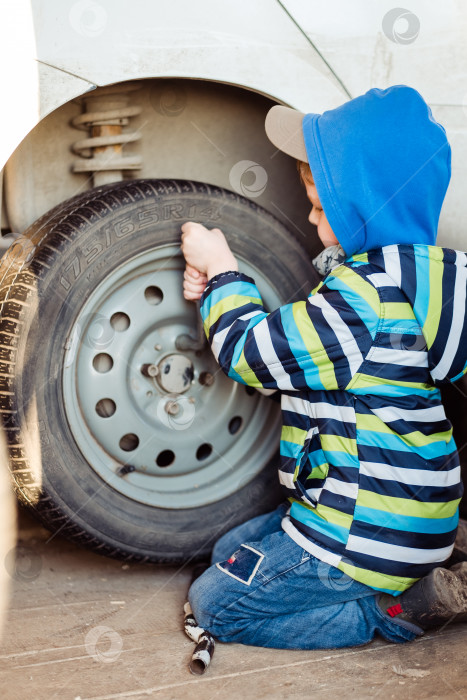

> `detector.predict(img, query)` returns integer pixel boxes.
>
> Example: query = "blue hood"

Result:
[302,86,451,257]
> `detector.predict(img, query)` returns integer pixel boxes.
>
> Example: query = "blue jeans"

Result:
[188,503,422,650]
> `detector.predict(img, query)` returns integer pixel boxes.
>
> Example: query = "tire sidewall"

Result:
[5,181,317,561]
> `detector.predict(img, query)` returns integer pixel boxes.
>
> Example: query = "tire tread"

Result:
[0,179,310,563]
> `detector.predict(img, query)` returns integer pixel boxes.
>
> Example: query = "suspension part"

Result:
[71,83,143,186]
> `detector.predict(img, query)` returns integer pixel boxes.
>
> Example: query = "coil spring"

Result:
[71,84,143,177]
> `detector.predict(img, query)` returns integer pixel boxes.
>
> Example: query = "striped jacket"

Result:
[200,244,466,594]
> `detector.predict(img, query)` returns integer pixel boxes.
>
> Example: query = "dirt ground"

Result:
[1,508,466,700]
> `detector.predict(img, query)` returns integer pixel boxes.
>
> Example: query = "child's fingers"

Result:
[185,264,202,279]
[184,268,207,284]
[183,278,207,293]
[185,264,206,278]
[183,287,204,301]
[183,261,207,302]
[184,272,206,284]
[183,278,206,294]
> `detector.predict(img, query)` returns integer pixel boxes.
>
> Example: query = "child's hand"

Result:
[181,221,238,279]
[183,265,208,301]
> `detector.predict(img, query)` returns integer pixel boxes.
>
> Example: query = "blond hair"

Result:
[296,160,313,187]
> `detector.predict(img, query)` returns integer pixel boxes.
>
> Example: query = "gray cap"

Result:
[264,105,308,161]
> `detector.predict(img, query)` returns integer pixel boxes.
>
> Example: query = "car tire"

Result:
[0,179,318,563]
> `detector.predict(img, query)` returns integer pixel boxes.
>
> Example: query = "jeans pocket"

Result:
[300,549,311,563]
[216,544,264,586]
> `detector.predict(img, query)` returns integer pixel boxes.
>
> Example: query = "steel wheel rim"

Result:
[62,244,281,508]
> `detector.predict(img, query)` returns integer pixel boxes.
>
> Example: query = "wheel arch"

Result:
[2,77,322,260]
[0,0,347,172]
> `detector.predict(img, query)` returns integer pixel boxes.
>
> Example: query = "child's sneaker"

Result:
[378,562,467,630]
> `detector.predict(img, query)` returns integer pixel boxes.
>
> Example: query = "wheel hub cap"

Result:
[156,353,194,394]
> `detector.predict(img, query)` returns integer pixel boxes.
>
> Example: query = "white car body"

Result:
[0,0,466,249]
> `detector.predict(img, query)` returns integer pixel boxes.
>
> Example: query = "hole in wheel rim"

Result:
[93,353,113,373]
[156,450,175,467]
[110,312,130,331]
[95,398,116,418]
[145,286,163,305]
[119,433,139,451]
[228,416,243,435]
[196,443,212,461]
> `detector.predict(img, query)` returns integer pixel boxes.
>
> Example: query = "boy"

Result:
[181,85,467,649]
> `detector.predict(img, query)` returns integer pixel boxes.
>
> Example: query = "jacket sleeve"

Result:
[200,268,381,391]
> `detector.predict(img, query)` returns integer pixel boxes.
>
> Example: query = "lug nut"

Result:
[199,371,214,386]
[154,344,162,351]
[141,363,159,378]
[165,400,180,416]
